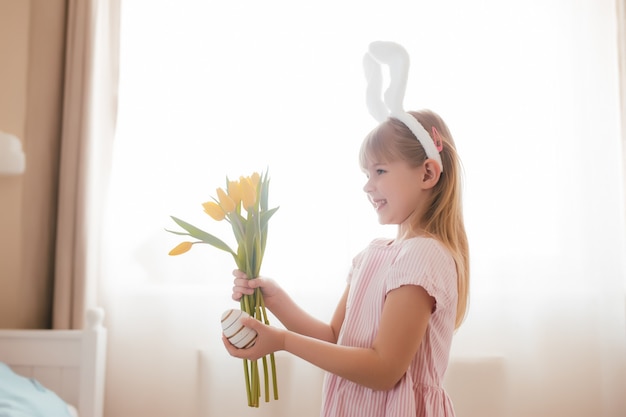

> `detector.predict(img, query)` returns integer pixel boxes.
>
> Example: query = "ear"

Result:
[421,159,442,190]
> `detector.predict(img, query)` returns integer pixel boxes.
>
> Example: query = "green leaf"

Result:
[242,210,262,277]
[164,228,192,236]
[260,207,279,227]
[235,243,249,275]
[229,211,246,243]
[260,170,270,211]
[170,216,236,255]
[258,206,279,259]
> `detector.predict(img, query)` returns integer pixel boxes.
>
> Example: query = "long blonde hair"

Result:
[359,109,470,329]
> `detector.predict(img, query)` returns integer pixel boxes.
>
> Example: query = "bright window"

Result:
[103,1,625,414]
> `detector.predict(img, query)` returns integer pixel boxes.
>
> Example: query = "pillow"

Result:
[67,404,79,417]
[0,362,72,417]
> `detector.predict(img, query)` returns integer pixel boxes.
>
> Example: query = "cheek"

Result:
[394,183,422,210]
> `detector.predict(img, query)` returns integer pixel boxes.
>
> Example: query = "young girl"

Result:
[223,43,469,417]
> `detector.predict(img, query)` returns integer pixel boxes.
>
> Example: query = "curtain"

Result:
[616,0,626,205]
[18,0,68,329]
[52,0,120,329]
[103,0,626,416]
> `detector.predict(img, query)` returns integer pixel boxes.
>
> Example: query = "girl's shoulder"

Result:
[388,237,458,303]
[349,238,394,267]
[359,237,453,267]
[369,237,395,247]
[364,236,448,255]
[399,235,447,251]
[395,236,455,268]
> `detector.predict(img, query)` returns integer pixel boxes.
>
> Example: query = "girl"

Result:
[224,42,469,417]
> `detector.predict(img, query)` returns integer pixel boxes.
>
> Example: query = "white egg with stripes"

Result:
[221,309,258,349]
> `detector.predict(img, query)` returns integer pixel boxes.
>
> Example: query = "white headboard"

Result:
[0,308,107,417]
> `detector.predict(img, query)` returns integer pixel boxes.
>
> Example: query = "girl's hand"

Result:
[231,269,282,309]
[222,316,286,361]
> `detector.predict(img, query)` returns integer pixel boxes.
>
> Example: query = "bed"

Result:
[0,307,107,417]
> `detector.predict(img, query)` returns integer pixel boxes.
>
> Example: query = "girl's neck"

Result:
[397,209,429,242]
[395,225,429,242]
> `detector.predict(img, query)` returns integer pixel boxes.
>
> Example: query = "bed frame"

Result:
[0,308,107,417]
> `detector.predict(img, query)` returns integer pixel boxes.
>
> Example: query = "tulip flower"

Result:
[227,180,242,207]
[250,171,261,188]
[240,177,257,210]
[168,241,193,256]
[202,201,226,221]
[165,169,280,407]
[216,187,236,213]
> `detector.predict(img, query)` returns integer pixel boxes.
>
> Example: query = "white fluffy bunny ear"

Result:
[365,41,410,118]
[363,53,388,122]
[363,41,443,171]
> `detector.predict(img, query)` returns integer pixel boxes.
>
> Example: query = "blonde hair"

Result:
[359,110,470,329]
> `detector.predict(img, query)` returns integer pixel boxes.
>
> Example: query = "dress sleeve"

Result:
[385,239,457,312]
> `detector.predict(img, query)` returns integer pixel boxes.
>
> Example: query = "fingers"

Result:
[240,316,259,329]
[222,335,248,357]
[222,337,261,361]
[232,270,265,298]
[232,269,265,287]
[232,281,256,300]
[230,270,280,308]
[232,269,248,279]
[221,319,263,361]
[222,316,285,363]
[231,270,251,301]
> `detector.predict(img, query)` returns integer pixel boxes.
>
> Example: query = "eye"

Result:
[376,169,386,175]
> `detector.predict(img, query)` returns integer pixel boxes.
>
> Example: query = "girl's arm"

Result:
[224,284,433,391]
[232,270,347,343]
[267,285,348,344]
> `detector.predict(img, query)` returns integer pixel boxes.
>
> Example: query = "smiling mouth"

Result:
[372,199,388,210]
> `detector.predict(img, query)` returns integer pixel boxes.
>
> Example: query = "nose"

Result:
[363,177,374,193]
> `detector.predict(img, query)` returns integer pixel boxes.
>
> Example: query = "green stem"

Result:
[262,355,269,402]
[243,359,252,406]
[252,359,260,407]
[270,353,278,400]
[240,285,280,405]
[257,289,279,401]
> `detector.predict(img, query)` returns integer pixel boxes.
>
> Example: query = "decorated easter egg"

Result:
[221,309,258,349]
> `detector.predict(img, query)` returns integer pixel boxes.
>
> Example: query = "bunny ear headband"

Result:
[363,41,444,171]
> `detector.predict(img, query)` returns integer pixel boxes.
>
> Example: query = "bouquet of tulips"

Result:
[166,170,279,407]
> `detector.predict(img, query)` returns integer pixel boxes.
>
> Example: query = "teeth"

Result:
[373,199,387,209]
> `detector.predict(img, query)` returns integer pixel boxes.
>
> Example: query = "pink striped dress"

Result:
[321,237,458,417]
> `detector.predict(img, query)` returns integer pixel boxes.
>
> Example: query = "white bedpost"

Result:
[79,307,107,417]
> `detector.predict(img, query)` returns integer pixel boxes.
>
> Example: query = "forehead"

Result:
[361,159,410,173]
[361,155,385,171]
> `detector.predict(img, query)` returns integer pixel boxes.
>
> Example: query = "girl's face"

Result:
[362,158,428,232]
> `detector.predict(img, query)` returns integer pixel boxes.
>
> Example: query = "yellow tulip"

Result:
[217,187,236,213]
[250,172,261,188]
[169,241,193,256]
[202,201,226,221]
[165,168,279,407]
[240,177,257,209]
[227,180,242,207]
